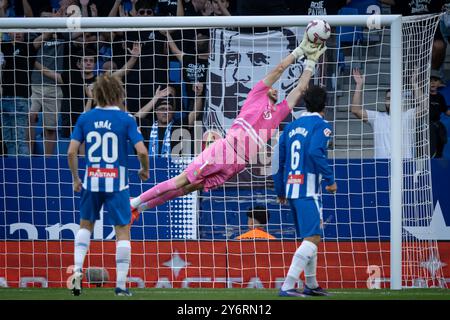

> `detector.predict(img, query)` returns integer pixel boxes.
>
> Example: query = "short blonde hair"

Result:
[93,74,125,107]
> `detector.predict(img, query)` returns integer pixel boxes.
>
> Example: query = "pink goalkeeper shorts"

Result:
[185,138,246,192]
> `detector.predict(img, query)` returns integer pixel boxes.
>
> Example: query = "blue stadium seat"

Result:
[169,60,190,110]
[336,7,364,71]
[57,138,69,155]
[347,0,382,42]
[169,60,182,83]
[337,7,363,45]
[438,82,450,108]
[440,113,450,160]
[347,0,381,15]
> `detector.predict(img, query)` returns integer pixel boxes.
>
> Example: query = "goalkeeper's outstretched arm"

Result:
[286,44,327,110]
[263,32,313,87]
[262,54,297,88]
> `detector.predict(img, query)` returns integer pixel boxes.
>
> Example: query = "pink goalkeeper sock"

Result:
[139,178,178,204]
[142,188,185,210]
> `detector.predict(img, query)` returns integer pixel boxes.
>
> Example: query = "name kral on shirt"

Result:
[94,120,112,130]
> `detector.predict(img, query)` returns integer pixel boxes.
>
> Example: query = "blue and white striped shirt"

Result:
[273,112,334,199]
[71,106,143,192]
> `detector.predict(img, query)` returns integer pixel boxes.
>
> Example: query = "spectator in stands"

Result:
[134,83,204,156]
[389,0,446,71]
[288,0,350,15]
[121,1,168,115]
[160,30,209,115]
[2,0,37,17]
[236,0,290,15]
[156,0,178,16]
[0,32,36,155]
[29,10,68,156]
[429,70,448,158]
[177,0,209,53]
[236,206,276,240]
[35,43,141,138]
[89,0,121,17]
[80,0,98,17]
[177,0,207,16]
[95,32,126,76]
[0,0,15,17]
[350,68,416,159]
[212,0,231,16]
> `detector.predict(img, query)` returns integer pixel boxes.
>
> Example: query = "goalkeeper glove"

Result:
[291,33,310,59]
[304,44,327,73]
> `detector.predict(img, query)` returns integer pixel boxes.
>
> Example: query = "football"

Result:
[306,19,331,45]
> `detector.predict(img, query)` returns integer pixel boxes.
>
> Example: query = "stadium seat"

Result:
[57,139,69,155]
[347,0,381,15]
[169,60,189,110]
[440,113,450,160]
[347,0,382,43]
[438,82,450,108]
[336,7,364,71]
[169,60,182,83]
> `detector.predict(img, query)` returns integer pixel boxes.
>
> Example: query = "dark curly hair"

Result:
[304,85,327,113]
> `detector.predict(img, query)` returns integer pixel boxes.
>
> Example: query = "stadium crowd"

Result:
[0,0,449,158]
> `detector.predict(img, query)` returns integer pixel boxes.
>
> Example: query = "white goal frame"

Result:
[0,14,405,289]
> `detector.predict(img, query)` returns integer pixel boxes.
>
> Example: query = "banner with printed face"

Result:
[204,28,304,186]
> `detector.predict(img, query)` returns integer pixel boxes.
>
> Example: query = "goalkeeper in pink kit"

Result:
[130,34,327,221]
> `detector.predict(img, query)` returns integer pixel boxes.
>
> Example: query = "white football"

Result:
[306,19,331,45]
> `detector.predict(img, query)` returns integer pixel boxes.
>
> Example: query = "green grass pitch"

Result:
[0,288,449,300]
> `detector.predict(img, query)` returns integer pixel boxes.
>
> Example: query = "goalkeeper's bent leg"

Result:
[139,188,186,211]
[130,173,190,209]
[138,182,204,211]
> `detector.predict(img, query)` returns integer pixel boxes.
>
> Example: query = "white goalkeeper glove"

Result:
[304,44,327,73]
[292,33,326,59]
[291,33,309,59]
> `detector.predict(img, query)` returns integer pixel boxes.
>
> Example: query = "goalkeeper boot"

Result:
[129,198,140,225]
[278,288,307,298]
[115,287,133,297]
[71,271,83,296]
[303,285,331,296]
[130,207,140,225]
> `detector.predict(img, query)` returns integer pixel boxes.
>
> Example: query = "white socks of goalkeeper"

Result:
[74,228,91,273]
[281,240,318,291]
[116,240,131,290]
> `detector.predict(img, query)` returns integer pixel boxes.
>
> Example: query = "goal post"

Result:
[0,14,446,290]
[390,15,402,291]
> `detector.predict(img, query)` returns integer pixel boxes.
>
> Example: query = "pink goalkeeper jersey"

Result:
[226,80,291,162]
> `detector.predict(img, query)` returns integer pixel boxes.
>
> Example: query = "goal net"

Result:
[0,14,448,290]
